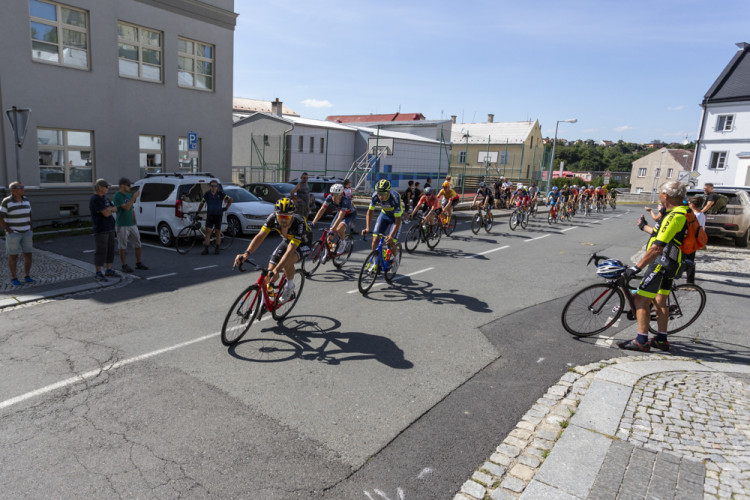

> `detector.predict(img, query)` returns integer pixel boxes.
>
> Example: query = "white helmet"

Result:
[330,183,344,194]
[596,259,626,279]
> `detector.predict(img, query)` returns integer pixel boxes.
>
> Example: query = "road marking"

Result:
[146,273,177,280]
[346,267,434,294]
[524,234,550,242]
[465,245,509,258]
[603,218,611,221]
[82,249,94,253]
[194,265,218,271]
[0,318,267,411]
[418,467,434,479]
[561,227,578,232]
[141,242,177,252]
[537,357,545,363]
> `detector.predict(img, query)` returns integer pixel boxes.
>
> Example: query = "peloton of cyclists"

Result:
[310,183,357,255]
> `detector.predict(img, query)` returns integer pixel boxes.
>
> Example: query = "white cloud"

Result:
[302,99,333,108]
[614,125,633,132]
[667,105,686,111]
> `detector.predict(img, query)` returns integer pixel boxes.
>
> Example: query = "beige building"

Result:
[629,148,695,195]
[449,116,544,183]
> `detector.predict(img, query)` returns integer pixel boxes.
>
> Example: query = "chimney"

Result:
[488,114,494,123]
[450,115,457,124]
[271,98,283,117]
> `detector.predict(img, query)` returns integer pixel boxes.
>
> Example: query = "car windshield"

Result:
[273,183,295,194]
[224,188,259,203]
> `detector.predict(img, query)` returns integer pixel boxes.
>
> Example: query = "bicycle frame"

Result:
[238,260,288,314]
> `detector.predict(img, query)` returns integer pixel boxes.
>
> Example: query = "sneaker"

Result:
[201,246,209,255]
[617,338,651,352]
[23,276,35,284]
[135,262,149,270]
[122,264,134,273]
[649,338,670,352]
[104,269,119,278]
[214,246,220,255]
[94,272,108,282]
[10,278,22,286]
[281,286,295,301]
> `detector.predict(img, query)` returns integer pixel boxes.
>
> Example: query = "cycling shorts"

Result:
[373,213,401,241]
[270,239,311,266]
[442,196,459,208]
[516,199,529,207]
[205,213,222,230]
[636,261,675,299]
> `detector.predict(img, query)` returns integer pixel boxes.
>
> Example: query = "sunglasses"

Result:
[276,213,292,220]
[210,184,218,188]
[13,186,25,189]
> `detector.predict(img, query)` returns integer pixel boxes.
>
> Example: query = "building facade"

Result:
[0,0,237,223]
[629,148,695,195]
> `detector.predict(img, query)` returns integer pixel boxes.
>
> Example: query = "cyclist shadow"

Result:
[304,267,359,283]
[361,277,492,313]
[425,247,487,259]
[447,234,496,244]
[229,315,414,369]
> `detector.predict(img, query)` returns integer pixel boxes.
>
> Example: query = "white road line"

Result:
[146,273,177,280]
[141,242,177,252]
[561,227,578,232]
[536,357,545,363]
[194,265,218,271]
[524,234,550,242]
[82,249,95,253]
[346,267,434,294]
[0,317,268,411]
[603,218,611,221]
[465,245,509,258]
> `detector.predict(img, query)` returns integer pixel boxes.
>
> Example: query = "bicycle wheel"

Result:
[520,211,529,229]
[302,240,324,276]
[332,235,354,269]
[471,213,481,234]
[221,284,262,346]
[384,243,402,283]
[426,223,441,249]
[271,271,305,321]
[443,215,457,236]
[358,250,380,294]
[218,229,234,250]
[562,284,625,337]
[484,213,493,233]
[404,224,421,253]
[648,283,707,335]
[547,210,555,225]
[175,227,196,254]
[509,211,518,231]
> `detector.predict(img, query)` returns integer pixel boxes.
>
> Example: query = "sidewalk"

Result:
[455,355,750,500]
[0,246,130,309]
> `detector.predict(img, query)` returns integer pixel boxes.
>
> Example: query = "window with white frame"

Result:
[118,22,162,82]
[177,37,214,90]
[637,168,647,177]
[666,168,674,178]
[37,128,94,184]
[636,187,643,194]
[29,0,89,68]
[178,136,200,173]
[709,151,727,170]
[458,151,466,164]
[716,114,734,132]
[139,135,163,177]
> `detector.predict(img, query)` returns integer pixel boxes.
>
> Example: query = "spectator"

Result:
[402,180,415,211]
[196,180,232,255]
[89,179,118,281]
[0,181,34,286]
[685,196,706,284]
[113,177,148,273]
[701,183,721,214]
[424,178,432,190]
[343,178,353,200]
[619,181,690,352]
[290,172,312,221]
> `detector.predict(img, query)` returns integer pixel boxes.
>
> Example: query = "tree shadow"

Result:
[228,315,414,369]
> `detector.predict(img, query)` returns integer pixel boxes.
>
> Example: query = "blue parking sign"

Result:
[187,132,198,151]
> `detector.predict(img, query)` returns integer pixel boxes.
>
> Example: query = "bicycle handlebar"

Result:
[235,258,270,275]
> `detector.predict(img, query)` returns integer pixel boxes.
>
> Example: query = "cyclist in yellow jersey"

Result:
[438,181,459,222]
[618,181,689,353]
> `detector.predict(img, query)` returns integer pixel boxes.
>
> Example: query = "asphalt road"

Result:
[1,207,747,498]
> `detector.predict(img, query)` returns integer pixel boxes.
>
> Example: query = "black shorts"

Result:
[270,239,311,265]
[636,261,674,299]
[205,213,222,230]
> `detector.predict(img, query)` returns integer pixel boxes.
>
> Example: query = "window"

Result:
[666,168,674,179]
[320,137,325,153]
[636,187,643,194]
[654,167,661,178]
[309,137,314,153]
[263,135,269,146]
[458,151,466,164]
[298,136,304,152]
[29,0,89,69]
[177,37,214,90]
[709,151,727,170]
[637,168,647,177]
[716,115,734,132]
[178,136,200,173]
[37,128,94,184]
[139,183,173,203]
[139,135,163,177]
[118,22,162,82]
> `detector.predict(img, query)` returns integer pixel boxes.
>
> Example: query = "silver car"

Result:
[223,186,275,236]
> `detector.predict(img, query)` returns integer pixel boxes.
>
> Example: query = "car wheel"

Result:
[227,215,242,237]
[158,223,174,246]
[735,228,749,248]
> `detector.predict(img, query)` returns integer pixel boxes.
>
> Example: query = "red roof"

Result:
[325,112,425,123]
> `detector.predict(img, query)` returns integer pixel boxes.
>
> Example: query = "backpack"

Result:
[679,210,708,255]
[706,193,728,214]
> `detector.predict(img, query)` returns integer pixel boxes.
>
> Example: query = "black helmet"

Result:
[275,197,296,214]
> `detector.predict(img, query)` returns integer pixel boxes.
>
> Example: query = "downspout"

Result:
[0,75,9,185]
[694,100,709,173]
[324,129,329,176]
[281,121,294,181]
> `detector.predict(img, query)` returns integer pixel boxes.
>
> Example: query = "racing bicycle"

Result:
[302,227,354,276]
[471,206,494,234]
[358,236,403,295]
[438,210,457,236]
[176,213,234,254]
[509,205,529,230]
[404,212,441,252]
[561,253,706,337]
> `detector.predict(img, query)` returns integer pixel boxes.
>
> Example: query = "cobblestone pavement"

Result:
[0,247,91,292]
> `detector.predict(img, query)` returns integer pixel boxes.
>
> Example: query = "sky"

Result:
[232,0,750,144]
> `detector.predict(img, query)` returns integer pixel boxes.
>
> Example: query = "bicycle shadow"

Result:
[304,267,359,283]
[228,315,414,369]
[424,247,488,259]
[360,277,493,313]
[664,335,750,365]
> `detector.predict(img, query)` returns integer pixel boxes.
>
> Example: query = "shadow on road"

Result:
[359,277,492,313]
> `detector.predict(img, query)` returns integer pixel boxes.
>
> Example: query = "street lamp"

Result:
[650,149,667,203]
[546,119,577,192]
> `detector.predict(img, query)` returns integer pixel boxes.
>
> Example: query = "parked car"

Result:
[132,172,225,246]
[222,186,275,236]
[687,188,750,247]
[288,176,345,216]
[243,182,296,205]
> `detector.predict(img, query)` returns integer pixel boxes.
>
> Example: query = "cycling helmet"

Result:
[589,185,594,189]
[596,259,626,279]
[442,181,451,188]
[376,179,391,193]
[275,197,296,214]
[424,186,433,195]
[329,183,344,195]
[552,186,558,191]
[479,182,486,188]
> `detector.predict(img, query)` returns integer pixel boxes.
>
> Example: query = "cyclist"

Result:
[609,186,618,208]
[528,183,540,213]
[493,177,504,209]
[362,179,402,271]
[438,181,460,222]
[546,186,561,219]
[310,183,357,254]
[582,185,595,211]
[471,182,494,217]
[410,186,441,227]
[560,185,571,220]
[233,198,312,300]
[594,185,606,211]
[511,183,530,218]
[569,185,579,212]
